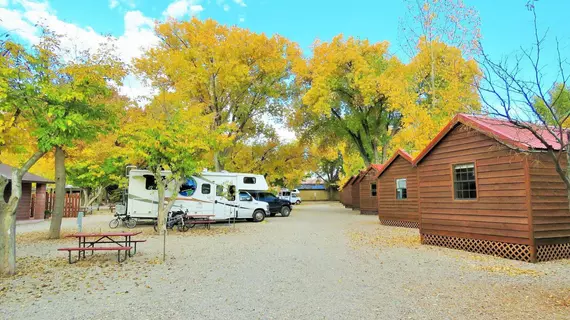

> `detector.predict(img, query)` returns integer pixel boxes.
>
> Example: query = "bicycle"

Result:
[109,213,137,229]
[153,210,190,232]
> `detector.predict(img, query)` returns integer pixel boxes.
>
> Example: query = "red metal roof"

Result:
[375,149,413,179]
[350,171,366,185]
[341,176,355,188]
[414,114,563,165]
[355,164,384,183]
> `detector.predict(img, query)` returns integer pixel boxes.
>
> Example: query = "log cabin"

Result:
[376,149,419,228]
[414,114,570,262]
[0,164,53,220]
[340,176,356,208]
[357,164,383,215]
[350,171,366,211]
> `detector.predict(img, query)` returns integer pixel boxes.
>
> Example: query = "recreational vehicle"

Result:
[278,190,302,205]
[125,170,271,222]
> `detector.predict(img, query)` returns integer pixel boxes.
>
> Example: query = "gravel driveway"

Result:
[2,202,570,319]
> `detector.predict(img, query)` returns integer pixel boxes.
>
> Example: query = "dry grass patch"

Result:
[347,226,420,249]
[469,264,545,277]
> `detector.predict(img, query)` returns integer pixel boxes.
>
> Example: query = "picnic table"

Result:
[58,231,145,264]
[185,214,215,230]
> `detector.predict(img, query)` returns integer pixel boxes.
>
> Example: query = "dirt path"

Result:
[2,202,570,319]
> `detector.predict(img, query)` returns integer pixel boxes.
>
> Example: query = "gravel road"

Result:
[2,202,570,320]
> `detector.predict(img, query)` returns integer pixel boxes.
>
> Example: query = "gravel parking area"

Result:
[2,202,570,319]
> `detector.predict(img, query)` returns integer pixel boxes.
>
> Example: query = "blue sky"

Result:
[2,0,569,59]
[1,0,569,136]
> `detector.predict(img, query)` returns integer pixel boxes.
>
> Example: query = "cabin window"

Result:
[201,183,211,194]
[243,177,256,184]
[144,175,157,190]
[453,163,477,200]
[179,178,197,196]
[396,179,407,199]
[216,185,224,196]
[370,183,377,197]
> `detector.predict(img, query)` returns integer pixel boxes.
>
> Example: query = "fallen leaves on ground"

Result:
[546,289,570,307]
[469,265,545,277]
[0,255,159,304]
[347,226,420,249]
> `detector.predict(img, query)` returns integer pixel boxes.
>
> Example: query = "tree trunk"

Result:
[86,186,104,208]
[0,181,19,276]
[156,180,167,236]
[214,151,221,172]
[49,146,66,239]
[0,151,45,276]
[381,142,389,163]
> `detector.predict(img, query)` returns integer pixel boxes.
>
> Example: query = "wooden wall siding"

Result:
[360,169,379,213]
[529,153,570,245]
[16,183,32,220]
[352,181,361,210]
[378,156,419,224]
[418,124,532,245]
[341,186,352,207]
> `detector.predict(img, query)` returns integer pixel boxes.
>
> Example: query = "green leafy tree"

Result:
[0,31,124,274]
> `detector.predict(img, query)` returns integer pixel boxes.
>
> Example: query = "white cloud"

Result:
[239,16,245,23]
[109,0,135,10]
[223,4,229,11]
[0,8,39,42]
[0,0,10,7]
[0,1,158,101]
[163,0,203,19]
[233,0,246,7]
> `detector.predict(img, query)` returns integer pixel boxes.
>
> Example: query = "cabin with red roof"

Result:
[340,176,356,208]
[357,164,383,215]
[376,150,419,228]
[350,171,365,211]
[415,114,569,262]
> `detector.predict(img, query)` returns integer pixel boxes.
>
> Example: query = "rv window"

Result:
[243,177,256,184]
[239,191,252,201]
[227,185,236,201]
[144,175,157,190]
[179,178,197,196]
[202,183,211,194]
[216,185,224,196]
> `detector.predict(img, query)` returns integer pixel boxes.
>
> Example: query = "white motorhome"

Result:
[125,169,270,222]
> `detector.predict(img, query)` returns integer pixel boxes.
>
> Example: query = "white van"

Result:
[125,170,270,222]
[278,190,302,205]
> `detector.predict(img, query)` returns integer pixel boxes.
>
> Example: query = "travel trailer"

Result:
[124,170,271,222]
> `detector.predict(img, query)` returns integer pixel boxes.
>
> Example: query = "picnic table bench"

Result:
[58,231,144,264]
[185,214,215,230]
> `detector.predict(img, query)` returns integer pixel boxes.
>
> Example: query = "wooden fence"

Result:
[33,192,81,218]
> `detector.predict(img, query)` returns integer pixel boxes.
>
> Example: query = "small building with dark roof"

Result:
[350,170,366,211]
[414,114,570,262]
[340,176,356,208]
[376,149,419,228]
[1,164,53,220]
[357,164,383,215]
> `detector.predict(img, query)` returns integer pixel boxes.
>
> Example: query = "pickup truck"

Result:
[244,191,292,217]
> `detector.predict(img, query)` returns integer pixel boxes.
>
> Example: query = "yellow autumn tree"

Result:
[293,35,408,165]
[391,39,481,155]
[134,18,302,171]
